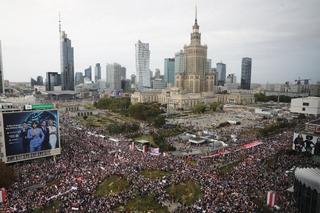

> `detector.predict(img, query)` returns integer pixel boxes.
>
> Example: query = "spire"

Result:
[58,12,61,33]
[195,4,197,24]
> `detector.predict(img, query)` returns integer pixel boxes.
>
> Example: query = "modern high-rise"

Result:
[94,63,101,82]
[164,58,175,86]
[120,67,126,80]
[135,40,151,88]
[216,62,226,86]
[154,68,161,79]
[226,73,236,84]
[60,29,75,90]
[37,76,44,85]
[75,72,84,85]
[84,66,92,81]
[175,10,214,93]
[174,50,186,74]
[106,63,123,91]
[131,74,136,86]
[46,72,61,91]
[0,41,4,94]
[240,57,252,90]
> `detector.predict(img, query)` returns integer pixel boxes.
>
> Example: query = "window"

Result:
[303,102,309,106]
[302,107,306,111]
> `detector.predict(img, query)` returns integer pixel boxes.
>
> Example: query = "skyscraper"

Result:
[164,58,175,86]
[46,72,61,91]
[240,57,252,90]
[120,67,126,80]
[0,41,4,94]
[75,72,84,85]
[135,40,151,88]
[60,17,75,91]
[37,76,44,85]
[175,8,214,93]
[131,74,136,86]
[154,68,161,79]
[216,62,226,86]
[106,63,123,91]
[94,63,101,82]
[84,66,92,81]
[174,50,186,74]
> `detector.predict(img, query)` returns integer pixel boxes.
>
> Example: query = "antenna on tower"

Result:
[195,4,198,23]
[58,12,61,33]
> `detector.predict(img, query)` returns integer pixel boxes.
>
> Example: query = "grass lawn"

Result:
[95,175,129,197]
[116,195,169,213]
[33,200,61,213]
[140,169,170,180]
[167,180,202,205]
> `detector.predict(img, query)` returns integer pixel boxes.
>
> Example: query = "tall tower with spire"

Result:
[59,14,75,91]
[175,6,213,93]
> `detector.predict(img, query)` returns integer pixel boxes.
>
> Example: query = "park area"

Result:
[115,195,169,212]
[167,180,202,205]
[95,175,129,197]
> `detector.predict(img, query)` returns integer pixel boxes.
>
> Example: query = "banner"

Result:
[0,188,6,203]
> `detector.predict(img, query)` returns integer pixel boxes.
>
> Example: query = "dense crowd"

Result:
[4,113,318,212]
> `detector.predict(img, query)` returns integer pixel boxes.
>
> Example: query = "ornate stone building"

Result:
[175,10,214,93]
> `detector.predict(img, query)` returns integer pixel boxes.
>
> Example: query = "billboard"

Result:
[292,132,320,156]
[2,110,60,157]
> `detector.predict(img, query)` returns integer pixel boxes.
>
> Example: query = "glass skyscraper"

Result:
[84,66,92,81]
[240,57,252,90]
[94,63,101,82]
[60,31,74,90]
[135,40,151,88]
[216,62,226,86]
[164,58,175,86]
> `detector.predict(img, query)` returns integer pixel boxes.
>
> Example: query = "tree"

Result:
[153,115,166,128]
[193,104,206,114]
[0,161,15,188]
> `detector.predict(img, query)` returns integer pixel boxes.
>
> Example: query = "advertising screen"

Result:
[3,110,59,156]
[292,132,320,156]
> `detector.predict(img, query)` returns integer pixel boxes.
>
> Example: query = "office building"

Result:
[290,97,320,116]
[154,68,161,79]
[174,50,185,74]
[46,72,61,91]
[60,21,75,90]
[106,63,123,91]
[75,72,84,85]
[131,74,136,86]
[37,76,44,85]
[152,79,167,89]
[216,63,226,86]
[226,73,236,84]
[94,63,101,82]
[164,58,175,86]
[84,66,92,81]
[206,59,212,73]
[175,10,214,93]
[240,57,252,90]
[120,67,126,80]
[0,41,4,94]
[135,40,151,88]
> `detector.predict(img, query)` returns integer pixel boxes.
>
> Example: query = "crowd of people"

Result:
[4,113,318,212]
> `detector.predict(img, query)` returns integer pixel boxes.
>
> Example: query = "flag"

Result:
[267,191,276,207]
[0,188,7,203]
[143,145,148,153]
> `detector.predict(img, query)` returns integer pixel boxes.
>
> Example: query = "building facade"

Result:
[175,14,214,93]
[120,67,126,80]
[135,40,151,88]
[216,63,226,86]
[164,58,175,86]
[94,63,101,82]
[240,57,252,90]
[174,50,186,74]
[84,66,92,81]
[0,41,4,94]
[106,63,123,91]
[290,97,320,116]
[75,72,84,86]
[46,72,61,91]
[60,31,75,90]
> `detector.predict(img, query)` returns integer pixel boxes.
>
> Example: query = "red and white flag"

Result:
[129,142,135,151]
[0,188,7,203]
[267,191,276,207]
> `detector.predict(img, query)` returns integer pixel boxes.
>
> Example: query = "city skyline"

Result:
[0,0,319,84]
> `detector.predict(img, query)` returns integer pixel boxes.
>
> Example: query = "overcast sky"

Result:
[0,0,319,83]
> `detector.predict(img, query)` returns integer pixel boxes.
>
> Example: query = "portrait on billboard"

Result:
[292,132,320,156]
[2,110,59,156]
